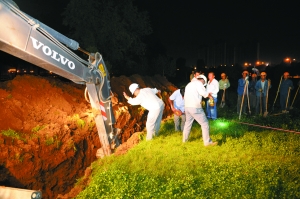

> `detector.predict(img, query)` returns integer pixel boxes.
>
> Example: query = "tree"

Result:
[63,0,152,75]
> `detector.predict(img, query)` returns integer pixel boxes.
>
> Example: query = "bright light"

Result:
[244,62,248,66]
[216,121,229,128]
[256,61,260,65]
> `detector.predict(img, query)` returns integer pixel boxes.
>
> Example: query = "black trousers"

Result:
[218,89,230,107]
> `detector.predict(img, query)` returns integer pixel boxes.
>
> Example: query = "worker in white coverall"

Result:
[123,83,165,140]
[182,75,218,146]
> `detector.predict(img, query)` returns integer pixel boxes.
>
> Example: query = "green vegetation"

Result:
[0,129,26,142]
[31,125,45,133]
[14,153,24,163]
[45,135,62,149]
[6,94,12,99]
[70,114,86,129]
[76,118,300,198]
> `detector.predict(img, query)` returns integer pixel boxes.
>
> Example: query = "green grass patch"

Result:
[0,128,26,142]
[70,114,86,129]
[31,125,45,133]
[76,119,300,198]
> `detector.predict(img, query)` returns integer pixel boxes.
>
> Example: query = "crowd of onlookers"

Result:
[122,70,299,146]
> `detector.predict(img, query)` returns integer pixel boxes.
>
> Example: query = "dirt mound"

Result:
[0,74,177,198]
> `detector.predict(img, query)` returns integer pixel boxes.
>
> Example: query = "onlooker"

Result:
[189,71,195,81]
[190,70,201,81]
[237,70,249,114]
[249,73,257,111]
[218,73,230,107]
[206,72,219,120]
[279,72,294,112]
[168,88,186,131]
[182,74,217,146]
[255,72,271,114]
[123,83,165,140]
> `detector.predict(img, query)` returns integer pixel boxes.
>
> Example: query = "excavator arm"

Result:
[0,0,117,157]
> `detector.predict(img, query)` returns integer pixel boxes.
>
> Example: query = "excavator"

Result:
[0,0,118,198]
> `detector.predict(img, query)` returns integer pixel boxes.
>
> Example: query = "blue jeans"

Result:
[206,97,217,119]
[256,95,266,114]
[174,114,186,131]
[237,94,247,114]
[280,94,290,111]
[182,107,212,146]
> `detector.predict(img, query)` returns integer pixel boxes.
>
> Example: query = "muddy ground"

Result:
[0,74,177,198]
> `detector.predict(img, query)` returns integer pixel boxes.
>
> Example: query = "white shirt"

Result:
[207,79,219,98]
[185,80,209,108]
[169,89,185,112]
[191,77,198,82]
[128,88,163,110]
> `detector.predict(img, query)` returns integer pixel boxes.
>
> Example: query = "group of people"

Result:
[122,70,298,145]
[238,70,295,115]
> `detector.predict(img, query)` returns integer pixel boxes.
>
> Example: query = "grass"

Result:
[70,114,86,129]
[76,118,300,198]
[0,129,26,142]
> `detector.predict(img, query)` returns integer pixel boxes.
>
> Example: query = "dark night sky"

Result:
[137,0,300,66]
[10,0,300,67]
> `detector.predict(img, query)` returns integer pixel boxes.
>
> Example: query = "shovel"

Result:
[272,76,283,111]
[263,79,271,117]
[290,85,300,109]
[220,88,226,108]
[285,87,291,111]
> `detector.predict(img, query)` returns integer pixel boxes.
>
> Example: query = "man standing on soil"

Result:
[123,83,164,140]
[279,72,294,113]
[182,75,217,146]
[206,72,219,120]
[249,73,257,111]
[190,70,201,81]
[168,88,186,131]
[237,70,249,115]
[255,72,271,115]
[218,73,230,108]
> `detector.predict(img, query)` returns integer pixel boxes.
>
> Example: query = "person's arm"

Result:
[289,80,294,90]
[168,92,176,112]
[227,79,230,88]
[255,81,259,91]
[123,92,142,105]
[196,82,209,98]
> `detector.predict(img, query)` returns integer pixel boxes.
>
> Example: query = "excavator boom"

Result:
[0,0,116,159]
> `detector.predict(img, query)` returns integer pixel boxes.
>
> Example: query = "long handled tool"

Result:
[263,79,271,117]
[220,88,226,108]
[285,87,291,111]
[239,80,248,120]
[290,85,300,109]
[247,83,251,115]
[260,90,263,115]
[272,76,283,111]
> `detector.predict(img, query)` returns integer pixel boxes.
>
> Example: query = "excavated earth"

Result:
[0,74,177,199]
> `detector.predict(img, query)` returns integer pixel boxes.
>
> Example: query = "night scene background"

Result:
[1,0,300,83]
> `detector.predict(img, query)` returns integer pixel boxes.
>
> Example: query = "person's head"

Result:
[129,83,140,97]
[251,73,257,79]
[242,71,249,79]
[194,70,201,78]
[197,74,207,86]
[260,72,267,81]
[220,73,226,80]
[180,87,185,97]
[208,72,215,81]
[283,72,289,79]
